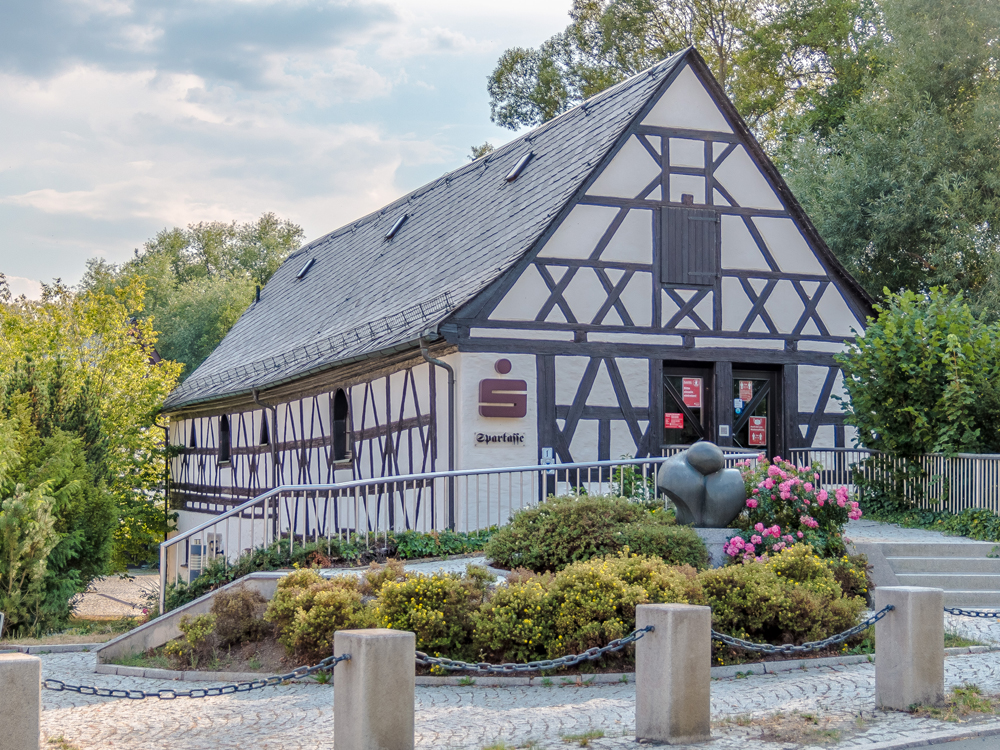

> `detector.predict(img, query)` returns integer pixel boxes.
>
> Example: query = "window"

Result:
[259,414,270,446]
[661,205,719,286]
[218,415,231,464]
[662,364,712,447]
[331,389,350,462]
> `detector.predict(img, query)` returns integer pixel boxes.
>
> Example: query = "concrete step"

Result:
[942,590,1000,608]
[887,556,1000,574]
[878,541,1000,558]
[896,573,1000,591]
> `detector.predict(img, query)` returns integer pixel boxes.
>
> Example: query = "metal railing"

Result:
[159,451,759,612]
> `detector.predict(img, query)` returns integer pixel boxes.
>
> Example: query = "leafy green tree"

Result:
[488,0,883,144]
[836,288,1000,456]
[0,275,182,569]
[782,0,1000,308]
[83,212,303,378]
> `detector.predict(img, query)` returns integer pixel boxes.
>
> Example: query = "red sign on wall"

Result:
[749,416,767,446]
[682,378,702,409]
[664,413,684,430]
[739,380,753,402]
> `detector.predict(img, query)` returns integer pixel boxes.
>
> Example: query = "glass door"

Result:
[732,370,778,455]
[663,365,712,447]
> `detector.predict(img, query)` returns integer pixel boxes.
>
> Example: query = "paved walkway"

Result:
[38,644,1000,749]
[846,518,985,545]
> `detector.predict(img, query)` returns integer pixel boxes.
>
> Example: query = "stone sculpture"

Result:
[656,441,746,528]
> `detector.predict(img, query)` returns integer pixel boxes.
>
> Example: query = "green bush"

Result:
[484,495,708,573]
[701,546,866,654]
[473,553,702,662]
[164,613,217,669]
[545,553,702,657]
[375,566,492,660]
[211,586,270,647]
[263,569,373,664]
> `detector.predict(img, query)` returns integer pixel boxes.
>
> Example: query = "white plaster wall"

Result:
[713,146,783,210]
[601,209,653,264]
[621,272,653,327]
[489,265,548,322]
[754,217,824,274]
[669,137,704,167]
[815,286,864,338]
[538,205,619,260]
[562,267,611,324]
[764,279,805,333]
[798,365,829,413]
[721,215,770,271]
[641,64,733,133]
[669,173,706,204]
[586,135,660,199]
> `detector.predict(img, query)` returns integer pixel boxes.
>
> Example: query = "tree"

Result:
[0,275,182,569]
[782,0,1000,309]
[83,212,304,378]
[487,0,884,145]
[469,142,495,160]
[836,288,1000,456]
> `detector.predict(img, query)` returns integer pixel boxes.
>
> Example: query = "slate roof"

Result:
[162,50,688,411]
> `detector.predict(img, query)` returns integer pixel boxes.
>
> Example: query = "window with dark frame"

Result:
[661,203,719,286]
[331,389,350,463]
[218,415,231,464]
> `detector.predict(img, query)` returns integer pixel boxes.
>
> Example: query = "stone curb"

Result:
[0,644,98,654]
[92,646,998,687]
[855,721,1000,749]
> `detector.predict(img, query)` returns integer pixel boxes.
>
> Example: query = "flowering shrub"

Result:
[263,569,374,663]
[725,455,862,560]
[376,566,492,659]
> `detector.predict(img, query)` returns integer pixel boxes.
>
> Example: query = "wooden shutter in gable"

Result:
[661,206,720,286]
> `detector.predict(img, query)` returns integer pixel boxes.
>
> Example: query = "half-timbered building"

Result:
[162,47,872,537]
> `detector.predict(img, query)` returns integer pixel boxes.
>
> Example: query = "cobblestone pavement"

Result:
[38,648,1000,750]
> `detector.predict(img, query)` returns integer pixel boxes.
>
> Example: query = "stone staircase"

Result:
[881,542,1000,607]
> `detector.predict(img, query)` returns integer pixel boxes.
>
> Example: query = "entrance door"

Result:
[732,370,778,455]
[662,365,712,448]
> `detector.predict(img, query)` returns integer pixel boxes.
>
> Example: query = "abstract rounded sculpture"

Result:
[657,441,746,528]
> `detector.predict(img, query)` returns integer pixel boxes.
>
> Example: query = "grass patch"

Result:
[945,631,985,648]
[1,617,139,647]
[716,710,847,745]
[560,729,604,746]
[909,683,1000,722]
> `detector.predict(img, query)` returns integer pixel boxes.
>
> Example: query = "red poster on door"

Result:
[749,416,767,446]
[682,378,702,408]
[664,413,684,430]
[739,380,753,402]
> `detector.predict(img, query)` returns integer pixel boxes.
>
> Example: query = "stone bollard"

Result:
[333,628,415,750]
[0,653,41,750]
[875,586,944,710]
[635,603,712,745]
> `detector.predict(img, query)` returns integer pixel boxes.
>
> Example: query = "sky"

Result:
[0,0,571,298]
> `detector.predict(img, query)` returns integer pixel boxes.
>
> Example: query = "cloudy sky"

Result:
[0,0,570,298]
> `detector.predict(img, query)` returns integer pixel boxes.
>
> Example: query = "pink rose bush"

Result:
[724,454,861,561]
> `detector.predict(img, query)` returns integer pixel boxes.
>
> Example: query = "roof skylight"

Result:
[505,152,534,182]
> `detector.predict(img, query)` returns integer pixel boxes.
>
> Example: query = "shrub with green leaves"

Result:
[211,586,270,647]
[484,495,709,573]
[376,566,492,659]
[702,545,866,652]
[263,569,374,664]
[163,613,217,669]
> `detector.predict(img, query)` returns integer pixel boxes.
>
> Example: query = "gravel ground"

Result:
[70,573,159,620]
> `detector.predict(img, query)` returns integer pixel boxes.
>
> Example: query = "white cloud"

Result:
[0,0,572,284]
[2,275,44,299]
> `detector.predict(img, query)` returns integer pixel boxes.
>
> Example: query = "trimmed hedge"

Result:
[483,494,709,573]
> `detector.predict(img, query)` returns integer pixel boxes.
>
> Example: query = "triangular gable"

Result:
[471,51,872,339]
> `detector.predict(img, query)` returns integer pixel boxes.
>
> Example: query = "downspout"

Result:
[420,338,456,530]
[252,388,280,543]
